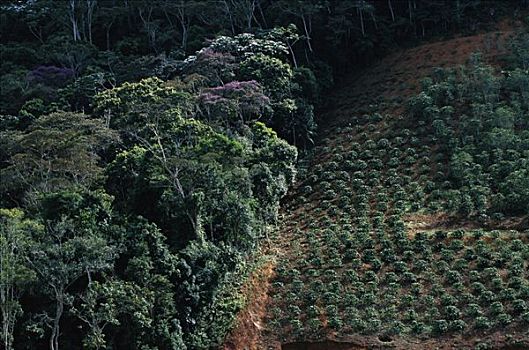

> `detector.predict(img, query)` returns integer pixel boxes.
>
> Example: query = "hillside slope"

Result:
[225,24,529,350]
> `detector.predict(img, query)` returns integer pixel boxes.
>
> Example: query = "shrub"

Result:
[517,285,529,299]
[370,258,382,271]
[329,280,343,294]
[495,313,512,326]
[360,292,376,306]
[435,231,448,240]
[348,317,366,332]
[366,318,382,334]
[388,320,405,335]
[363,271,378,282]
[411,320,425,335]
[381,248,397,263]
[402,272,417,284]
[471,282,486,294]
[305,289,318,303]
[435,260,450,274]
[326,304,339,317]
[310,280,324,293]
[328,316,343,330]
[433,319,449,335]
[453,258,468,271]
[322,291,340,304]
[491,277,503,291]
[413,259,428,272]
[290,319,304,336]
[288,305,302,316]
[446,270,462,284]
[452,282,465,293]
[286,292,299,303]
[474,316,491,329]
[466,303,482,317]
[469,270,480,282]
[393,260,408,273]
[512,299,528,314]
[384,272,399,284]
[440,294,457,307]
[400,295,414,308]
[344,293,359,307]
[479,290,495,304]
[444,305,461,320]
[411,283,422,296]
[307,318,322,332]
[449,319,467,333]
[351,258,362,268]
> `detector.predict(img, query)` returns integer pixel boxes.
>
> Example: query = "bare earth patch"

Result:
[223,260,276,350]
[405,212,529,237]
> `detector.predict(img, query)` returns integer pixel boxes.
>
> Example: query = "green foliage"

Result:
[409,50,529,216]
[0,208,37,350]
[0,26,301,349]
[24,190,118,350]
[93,77,194,132]
[266,38,529,343]
[0,112,118,206]
[2,2,528,349]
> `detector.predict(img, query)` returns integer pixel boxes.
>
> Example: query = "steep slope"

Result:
[226,24,529,350]
[324,28,515,128]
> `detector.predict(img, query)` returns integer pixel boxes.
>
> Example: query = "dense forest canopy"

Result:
[2,0,525,118]
[1,1,529,350]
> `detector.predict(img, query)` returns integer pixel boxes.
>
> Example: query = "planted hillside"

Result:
[260,31,529,350]
[408,51,529,217]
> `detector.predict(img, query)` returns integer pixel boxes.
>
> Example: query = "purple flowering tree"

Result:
[198,80,271,125]
[182,48,237,86]
[26,66,75,88]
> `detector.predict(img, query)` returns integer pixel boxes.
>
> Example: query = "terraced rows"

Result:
[263,117,529,348]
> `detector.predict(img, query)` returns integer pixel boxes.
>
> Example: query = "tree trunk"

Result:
[301,14,313,52]
[359,8,365,37]
[245,0,255,30]
[69,0,81,41]
[50,292,64,350]
[370,11,378,30]
[408,0,413,24]
[388,0,395,22]
[223,1,235,34]
[176,4,189,52]
[257,2,267,27]
[28,24,44,43]
[105,22,113,51]
[1,285,11,350]
[181,21,188,51]
[1,234,15,350]
[139,7,158,53]
[287,42,298,68]
[86,0,96,44]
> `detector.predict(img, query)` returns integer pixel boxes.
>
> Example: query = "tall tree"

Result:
[275,0,324,54]
[27,190,117,350]
[0,209,36,350]
[0,112,118,206]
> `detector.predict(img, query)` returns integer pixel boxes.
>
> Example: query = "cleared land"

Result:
[226,23,529,350]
